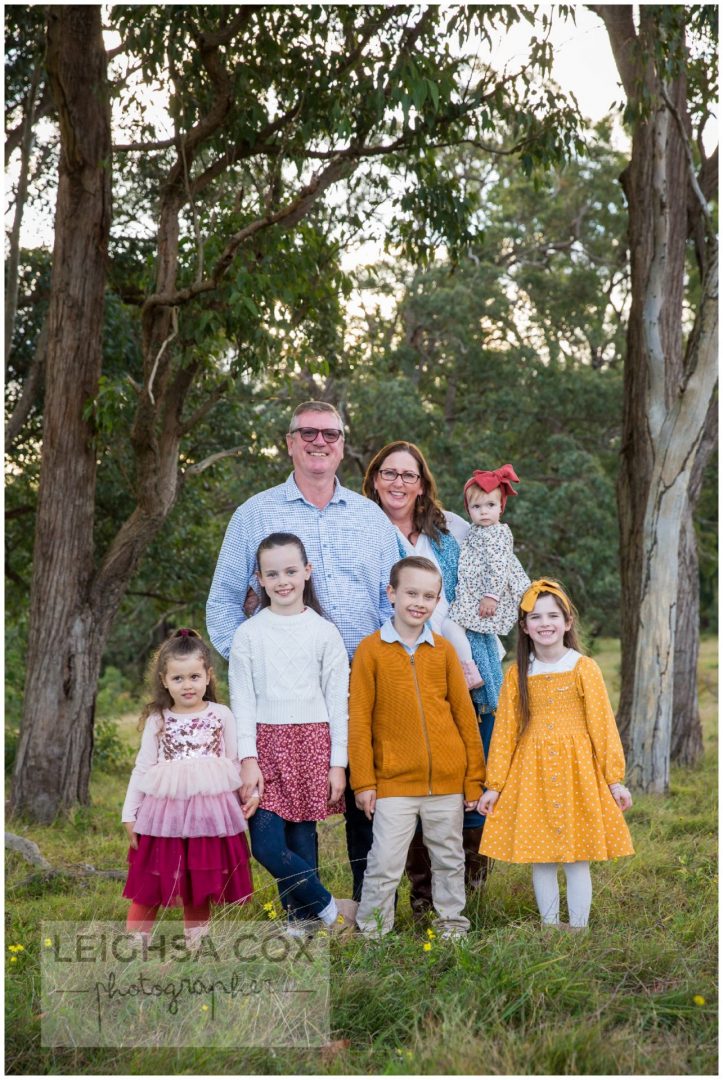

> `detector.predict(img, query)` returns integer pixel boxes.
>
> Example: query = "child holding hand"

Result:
[350,556,485,938]
[446,463,530,691]
[229,532,356,935]
[477,579,634,929]
[122,628,254,950]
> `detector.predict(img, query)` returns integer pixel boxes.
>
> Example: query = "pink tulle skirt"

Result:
[123,831,253,908]
[134,790,248,838]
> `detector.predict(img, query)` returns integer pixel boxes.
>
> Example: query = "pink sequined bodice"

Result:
[159,708,224,761]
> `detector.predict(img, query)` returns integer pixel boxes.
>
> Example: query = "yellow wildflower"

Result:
[44,938,53,948]
[10,956,17,964]
[201,1004,209,1012]
[426,929,436,939]
[693,995,706,1006]
[423,942,432,952]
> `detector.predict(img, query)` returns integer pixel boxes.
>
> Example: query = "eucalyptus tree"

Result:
[590,5,718,790]
[10,3,584,820]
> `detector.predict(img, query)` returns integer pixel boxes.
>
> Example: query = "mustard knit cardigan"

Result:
[349,631,486,801]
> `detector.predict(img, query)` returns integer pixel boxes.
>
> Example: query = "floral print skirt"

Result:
[256,722,345,822]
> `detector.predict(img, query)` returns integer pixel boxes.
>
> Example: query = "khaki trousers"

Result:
[356,794,468,936]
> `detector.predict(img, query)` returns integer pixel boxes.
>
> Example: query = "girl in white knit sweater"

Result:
[229,532,357,933]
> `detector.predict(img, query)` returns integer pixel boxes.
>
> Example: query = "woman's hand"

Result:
[124,821,139,850]
[240,757,264,802]
[328,766,346,805]
[609,783,632,811]
[477,789,500,816]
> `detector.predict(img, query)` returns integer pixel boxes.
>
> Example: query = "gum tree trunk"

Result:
[11,7,111,821]
[593,5,718,792]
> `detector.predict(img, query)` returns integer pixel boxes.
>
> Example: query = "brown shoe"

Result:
[463,827,491,891]
[330,899,359,937]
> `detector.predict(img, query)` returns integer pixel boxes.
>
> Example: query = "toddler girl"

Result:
[446,464,530,691]
[478,579,634,928]
[122,628,254,949]
[229,531,357,934]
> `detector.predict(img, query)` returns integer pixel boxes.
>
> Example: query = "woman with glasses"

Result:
[362,441,495,914]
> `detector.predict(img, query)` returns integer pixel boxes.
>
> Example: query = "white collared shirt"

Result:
[380,616,436,656]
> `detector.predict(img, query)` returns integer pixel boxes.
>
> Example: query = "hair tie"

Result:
[520,578,571,614]
[176,628,193,637]
[463,464,520,513]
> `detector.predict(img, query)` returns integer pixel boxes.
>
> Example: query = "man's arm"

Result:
[377,515,401,624]
[206,504,258,659]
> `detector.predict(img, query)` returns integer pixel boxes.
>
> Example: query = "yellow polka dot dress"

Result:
[480,653,634,863]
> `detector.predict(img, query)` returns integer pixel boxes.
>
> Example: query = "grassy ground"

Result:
[5,638,718,1074]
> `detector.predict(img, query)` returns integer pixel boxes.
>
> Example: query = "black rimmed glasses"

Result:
[377,468,421,484]
[288,427,345,443]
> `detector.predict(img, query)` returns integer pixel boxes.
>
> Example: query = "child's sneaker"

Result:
[461,661,484,690]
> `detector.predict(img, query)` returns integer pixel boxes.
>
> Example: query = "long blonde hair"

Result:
[516,589,582,734]
[138,628,217,729]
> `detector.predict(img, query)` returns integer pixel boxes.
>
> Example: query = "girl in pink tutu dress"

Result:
[229,532,357,935]
[122,628,255,948]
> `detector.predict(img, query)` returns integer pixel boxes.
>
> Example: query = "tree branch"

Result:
[195,6,259,50]
[184,445,246,476]
[143,155,354,312]
[5,321,47,450]
[588,6,639,100]
[178,381,231,437]
[661,86,714,239]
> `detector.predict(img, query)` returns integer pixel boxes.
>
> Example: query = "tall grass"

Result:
[5,639,717,1075]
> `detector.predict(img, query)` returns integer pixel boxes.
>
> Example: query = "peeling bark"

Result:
[594,5,718,792]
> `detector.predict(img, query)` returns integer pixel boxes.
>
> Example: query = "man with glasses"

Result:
[207,400,399,899]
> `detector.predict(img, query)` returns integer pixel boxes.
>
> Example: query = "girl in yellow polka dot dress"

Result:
[477,579,634,928]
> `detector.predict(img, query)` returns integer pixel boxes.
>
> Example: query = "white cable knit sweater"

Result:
[228,606,349,767]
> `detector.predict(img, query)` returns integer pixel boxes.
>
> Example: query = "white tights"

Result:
[441,617,474,663]
[532,861,592,927]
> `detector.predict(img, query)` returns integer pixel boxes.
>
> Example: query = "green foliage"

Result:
[92,718,134,773]
[4,7,716,703]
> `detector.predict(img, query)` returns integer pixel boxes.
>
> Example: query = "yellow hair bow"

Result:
[520,578,571,614]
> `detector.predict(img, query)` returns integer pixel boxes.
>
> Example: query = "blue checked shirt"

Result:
[207,473,400,660]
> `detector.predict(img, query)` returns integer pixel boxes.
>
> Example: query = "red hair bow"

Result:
[463,464,520,513]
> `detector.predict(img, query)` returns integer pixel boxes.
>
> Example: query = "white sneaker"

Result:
[439,927,468,941]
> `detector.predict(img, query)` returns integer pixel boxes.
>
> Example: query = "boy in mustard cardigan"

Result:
[349,556,485,937]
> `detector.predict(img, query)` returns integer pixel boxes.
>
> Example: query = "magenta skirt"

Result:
[123,831,253,908]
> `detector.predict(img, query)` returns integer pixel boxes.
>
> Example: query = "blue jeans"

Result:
[248,809,331,920]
